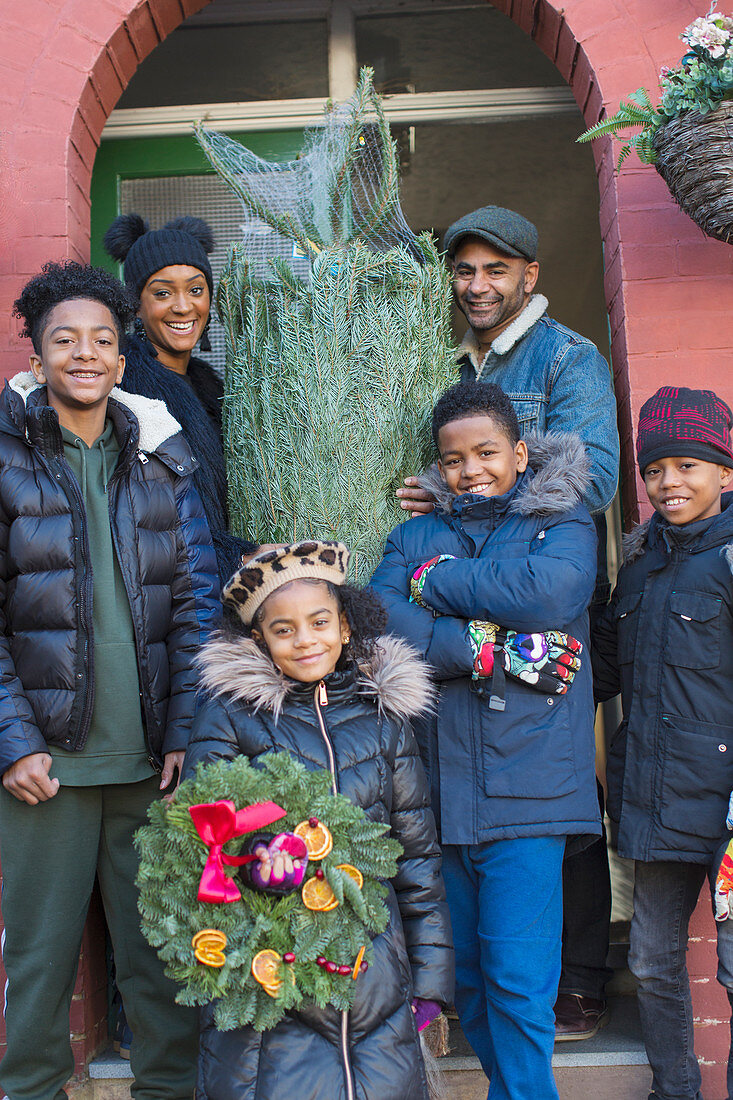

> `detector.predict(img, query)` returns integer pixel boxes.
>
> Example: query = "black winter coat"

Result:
[183,633,454,1100]
[119,335,255,583]
[593,496,733,863]
[0,375,220,776]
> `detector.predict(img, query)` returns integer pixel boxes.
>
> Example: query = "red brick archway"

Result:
[2,0,733,1087]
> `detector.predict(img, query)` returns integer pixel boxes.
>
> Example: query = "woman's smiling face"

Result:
[137,264,210,370]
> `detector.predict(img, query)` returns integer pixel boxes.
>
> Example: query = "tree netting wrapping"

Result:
[196,68,457,581]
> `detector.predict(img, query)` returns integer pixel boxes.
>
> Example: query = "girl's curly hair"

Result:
[13,261,137,353]
[225,578,388,666]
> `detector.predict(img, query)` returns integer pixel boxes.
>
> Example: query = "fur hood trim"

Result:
[197,633,434,723]
[456,294,549,370]
[621,519,651,564]
[417,430,589,518]
[622,519,733,575]
[8,371,182,454]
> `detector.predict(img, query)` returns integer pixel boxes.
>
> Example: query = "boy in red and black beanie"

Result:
[593,385,733,1100]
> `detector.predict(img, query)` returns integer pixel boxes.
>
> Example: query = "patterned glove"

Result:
[715,838,733,921]
[411,998,442,1032]
[409,555,457,609]
[726,791,733,832]
[469,621,582,693]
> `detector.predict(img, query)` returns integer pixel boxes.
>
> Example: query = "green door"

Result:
[90,130,305,372]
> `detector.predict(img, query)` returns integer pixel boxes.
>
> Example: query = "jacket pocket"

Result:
[510,398,543,433]
[665,591,722,670]
[658,714,733,839]
[480,693,577,800]
[616,591,642,664]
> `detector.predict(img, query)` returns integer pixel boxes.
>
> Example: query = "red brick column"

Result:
[689,899,731,1099]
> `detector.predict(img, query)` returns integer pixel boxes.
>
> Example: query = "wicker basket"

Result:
[653,99,733,244]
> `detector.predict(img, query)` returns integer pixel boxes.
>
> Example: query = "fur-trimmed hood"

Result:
[456,293,549,371]
[622,506,733,573]
[6,371,182,455]
[197,632,434,723]
[417,429,589,518]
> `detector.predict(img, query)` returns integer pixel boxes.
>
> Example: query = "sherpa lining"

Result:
[8,371,182,454]
[196,633,434,723]
[456,293,549,372]
[416,430,589,518]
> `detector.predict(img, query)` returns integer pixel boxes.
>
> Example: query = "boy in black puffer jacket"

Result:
[0,262,220,1100]
[593,386,733,1100]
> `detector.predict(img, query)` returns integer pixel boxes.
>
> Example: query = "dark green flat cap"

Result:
[444,206,538,261]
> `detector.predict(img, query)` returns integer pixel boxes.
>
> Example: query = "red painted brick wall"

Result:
[0,0,732,1089]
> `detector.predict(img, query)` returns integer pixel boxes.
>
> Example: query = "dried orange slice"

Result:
[301,876,338,911]
[252,948,283,991]
[352,945,366,980]
[336,864,364,890]
[192,928,227,967]
[294,820,333,860]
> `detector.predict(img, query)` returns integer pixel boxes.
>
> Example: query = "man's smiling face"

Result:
[451,237,539,341]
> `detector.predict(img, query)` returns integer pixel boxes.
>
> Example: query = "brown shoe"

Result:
[554,993,609,1041]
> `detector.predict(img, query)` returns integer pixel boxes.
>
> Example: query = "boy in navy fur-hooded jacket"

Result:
[370,381,600,1100]
[592,386,733,1100]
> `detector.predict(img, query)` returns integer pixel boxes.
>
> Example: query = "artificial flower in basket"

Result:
[578,5,733,242]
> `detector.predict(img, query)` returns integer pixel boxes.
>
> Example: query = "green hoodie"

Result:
[50,422,154,785]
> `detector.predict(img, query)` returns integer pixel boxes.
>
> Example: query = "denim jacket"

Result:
[458,294,619,515]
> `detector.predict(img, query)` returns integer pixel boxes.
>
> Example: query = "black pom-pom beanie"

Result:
[103,213,214,298]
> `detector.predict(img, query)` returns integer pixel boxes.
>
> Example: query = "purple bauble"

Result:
[243,832,309,895]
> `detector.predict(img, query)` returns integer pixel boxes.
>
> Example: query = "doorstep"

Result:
[87,994,650,1100]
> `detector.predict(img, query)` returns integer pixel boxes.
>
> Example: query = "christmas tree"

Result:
[196,69,457,581]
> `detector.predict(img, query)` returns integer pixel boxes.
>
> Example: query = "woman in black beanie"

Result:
[104,213,256,582]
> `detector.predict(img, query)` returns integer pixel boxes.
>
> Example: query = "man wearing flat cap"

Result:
[449,205,618,514]
[398,206,620,1045]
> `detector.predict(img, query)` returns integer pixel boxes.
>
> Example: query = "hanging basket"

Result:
[653,100,733,244]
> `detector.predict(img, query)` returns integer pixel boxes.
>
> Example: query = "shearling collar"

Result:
[8,371,182,455]
[456,293,549,372]
[197,633,434,723]
[417,429,589,519]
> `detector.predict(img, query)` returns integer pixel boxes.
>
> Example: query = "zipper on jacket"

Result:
[313,682,354,1100]
[53,455,96,750]
[340,1010,356,1100]
[107,475,158,769]
[313,682,338,796]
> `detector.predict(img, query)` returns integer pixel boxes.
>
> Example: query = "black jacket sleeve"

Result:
[591,590,622,703]
[388,718,454,1005]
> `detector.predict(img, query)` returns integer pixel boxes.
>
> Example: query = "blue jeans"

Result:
[441,837,565,1100]
[629,860,733,1100]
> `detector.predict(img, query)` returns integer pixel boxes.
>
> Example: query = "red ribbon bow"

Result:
[189,799,287,903]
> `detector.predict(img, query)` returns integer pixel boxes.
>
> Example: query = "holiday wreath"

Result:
[135,752,403,1032]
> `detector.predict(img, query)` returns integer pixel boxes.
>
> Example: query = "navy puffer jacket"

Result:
[183,633,454,1100]
[0,375,220,775]
[370,432,601,846]
[593,498,733,863]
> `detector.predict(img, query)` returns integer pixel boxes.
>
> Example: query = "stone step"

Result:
[87,994,650,1100]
